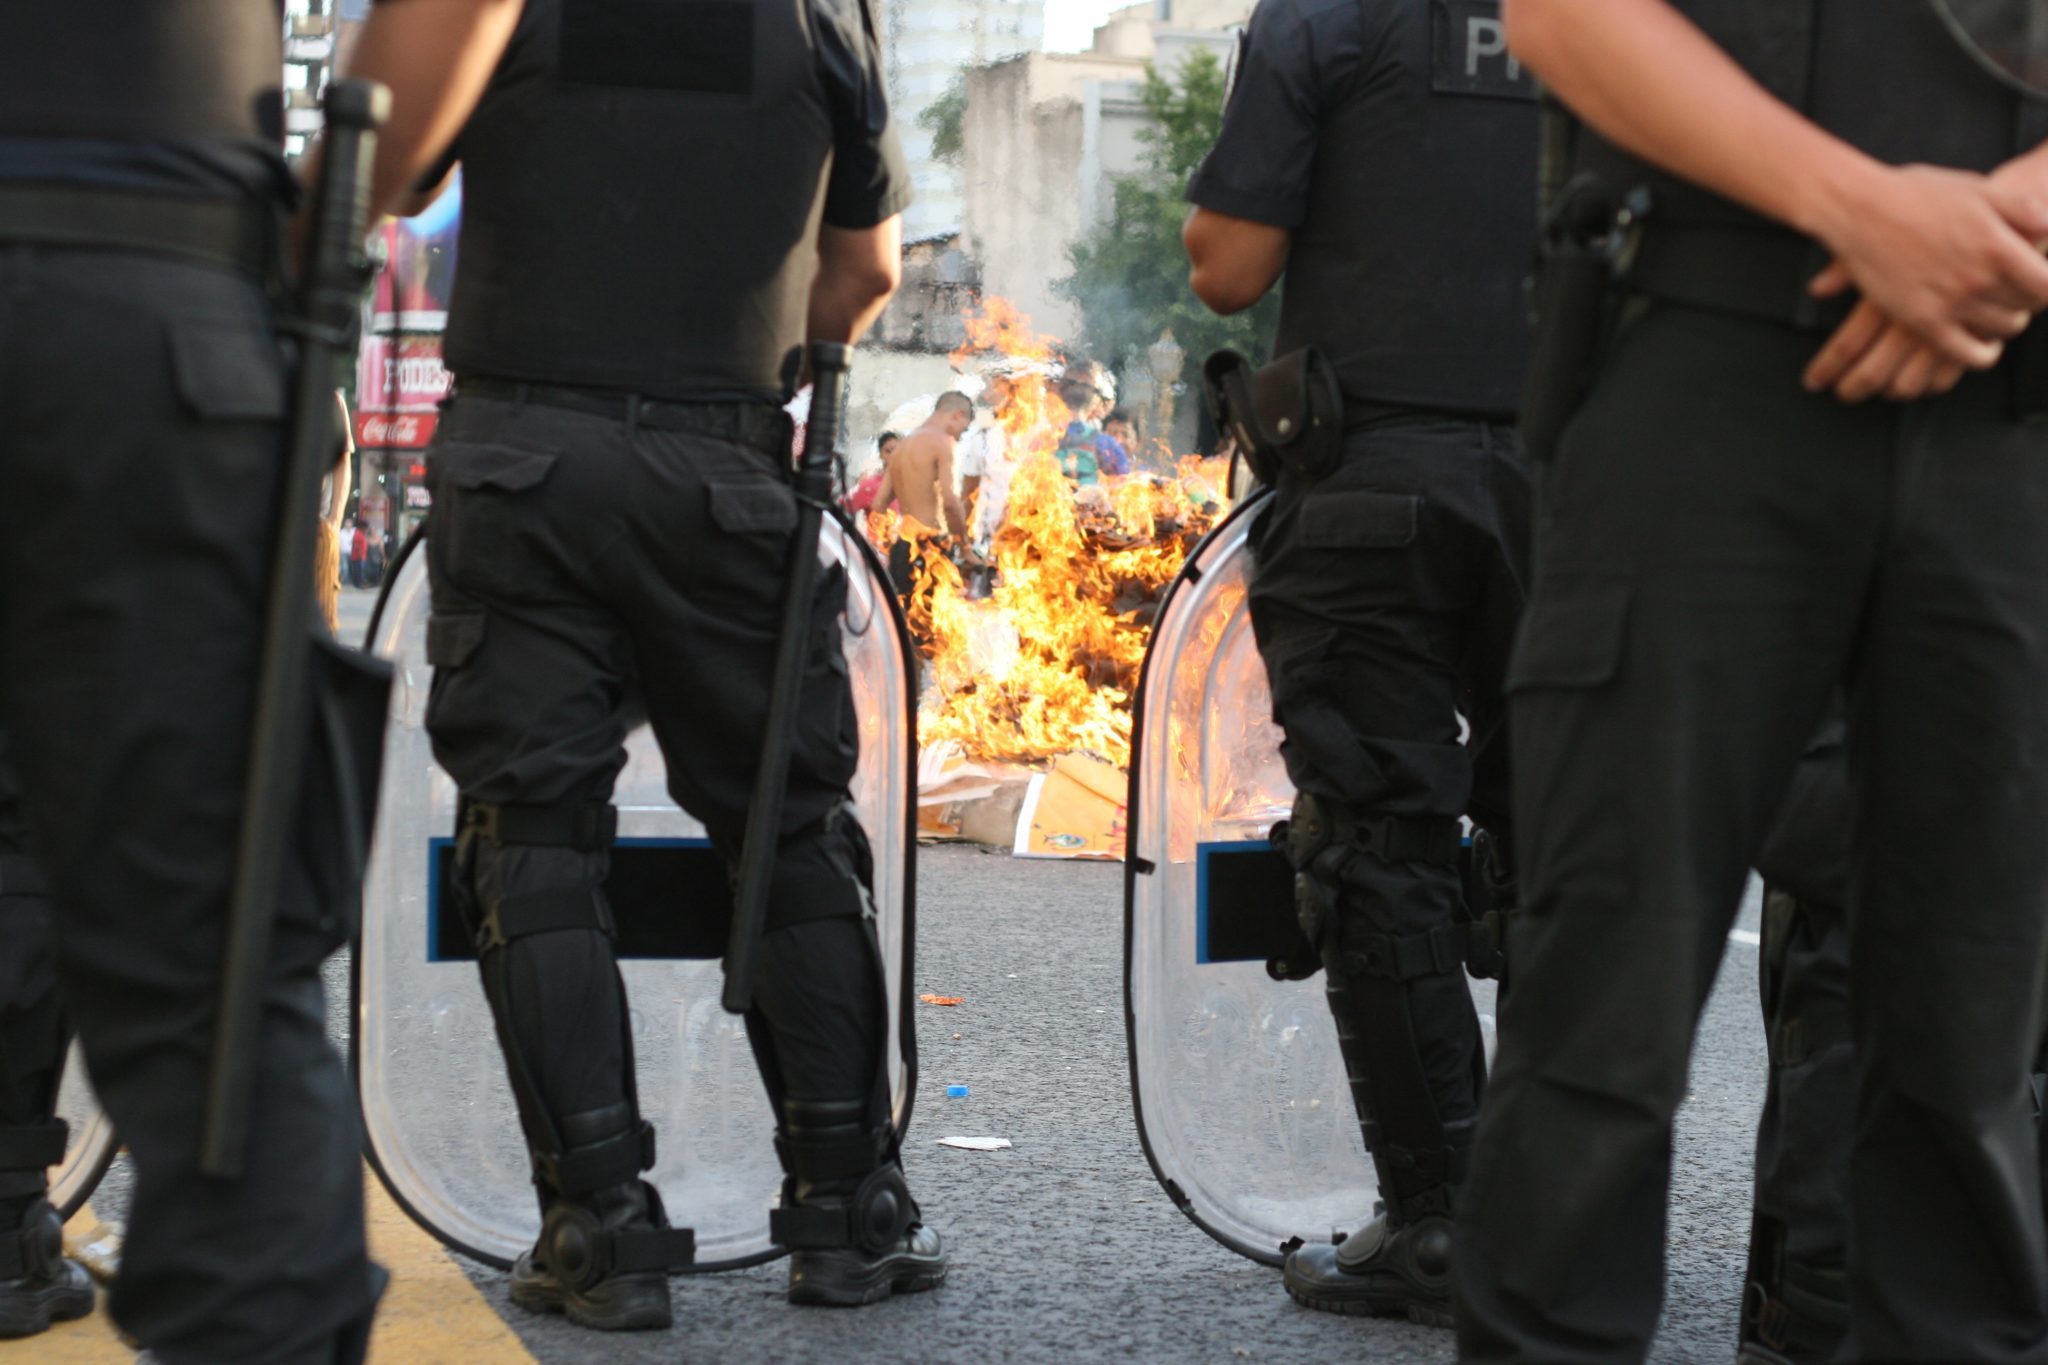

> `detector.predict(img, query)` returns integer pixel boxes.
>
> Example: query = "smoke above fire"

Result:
[883,299,1229,769]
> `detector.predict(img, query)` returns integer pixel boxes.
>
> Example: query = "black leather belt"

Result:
[1630,223,1853,334]
[0,185,278,278]
[456,375,791,453]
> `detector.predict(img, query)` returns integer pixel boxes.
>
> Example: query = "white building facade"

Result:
[881,0,1048,241]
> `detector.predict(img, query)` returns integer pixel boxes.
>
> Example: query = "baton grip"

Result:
[200,81,388,1179]
[723,342,854,1015]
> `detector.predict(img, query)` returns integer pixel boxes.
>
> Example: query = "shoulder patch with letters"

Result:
[1430,0,1536,100]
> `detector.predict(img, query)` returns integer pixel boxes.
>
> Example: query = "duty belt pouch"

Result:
[302,633,395,941]
[1202,348,1345,485]
[1520,176,1633,464]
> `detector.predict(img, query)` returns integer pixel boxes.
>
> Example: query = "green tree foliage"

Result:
[921,77,967,166]
[1056,49,1280,380]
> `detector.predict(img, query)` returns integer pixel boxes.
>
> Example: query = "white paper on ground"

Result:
[934,1136,1013,1152]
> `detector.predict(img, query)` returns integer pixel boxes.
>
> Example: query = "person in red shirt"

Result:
[347,522,369,589]
[844,431,899,515]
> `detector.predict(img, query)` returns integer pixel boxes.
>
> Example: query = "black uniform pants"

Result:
[422,395,883,1170]
[0,732,65,1214]
[0,247,380,1361]
[1247,417,1527,1212]
[1457,303,2048,1362]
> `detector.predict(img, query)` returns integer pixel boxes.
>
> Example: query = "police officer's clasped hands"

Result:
[1803,156,2048,400]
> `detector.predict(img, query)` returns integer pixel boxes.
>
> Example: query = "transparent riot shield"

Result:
[51,1043,117,1221]
[355,516,917,1271]
[1125,488,1378,1266]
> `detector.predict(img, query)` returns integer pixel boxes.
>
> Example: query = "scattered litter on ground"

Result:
[946,1084,970,1098]
[920,993,965,1006]
[935,1136,1012,1152]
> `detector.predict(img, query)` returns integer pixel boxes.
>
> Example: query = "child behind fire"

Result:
[1054,370,1110,486]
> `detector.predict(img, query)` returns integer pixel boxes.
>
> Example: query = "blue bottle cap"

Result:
[945,1084,970,1098]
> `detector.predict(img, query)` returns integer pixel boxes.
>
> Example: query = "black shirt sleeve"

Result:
[1186,0,1373,228]
[815,0,913,229]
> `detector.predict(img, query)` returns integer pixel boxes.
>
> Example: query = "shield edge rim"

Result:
[1121,485,1292,1269]
[349,512,922,1273]
[1926,0,2048,99]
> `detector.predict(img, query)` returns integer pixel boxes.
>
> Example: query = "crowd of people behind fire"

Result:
[845,364,1160,600]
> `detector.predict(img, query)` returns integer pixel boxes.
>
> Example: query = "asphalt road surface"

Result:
[452,846,1765,1364]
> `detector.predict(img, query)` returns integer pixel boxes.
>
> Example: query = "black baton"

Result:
[200,81,389,1178]
[723,341,854,1015]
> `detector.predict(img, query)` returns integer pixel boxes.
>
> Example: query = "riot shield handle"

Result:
[723,342,854,1015]
[200,80,390,1179]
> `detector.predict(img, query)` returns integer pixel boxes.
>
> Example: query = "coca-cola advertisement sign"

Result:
[357,173,460,450]
[356,410,438,449]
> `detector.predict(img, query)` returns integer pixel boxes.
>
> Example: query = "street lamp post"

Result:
[1146,328,1185,452]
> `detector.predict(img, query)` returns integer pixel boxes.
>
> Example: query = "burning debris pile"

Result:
[897,301,1230,772]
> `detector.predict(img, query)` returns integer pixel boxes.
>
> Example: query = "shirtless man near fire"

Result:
[870,392,975,596]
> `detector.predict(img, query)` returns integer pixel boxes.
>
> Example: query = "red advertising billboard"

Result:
[356,175,460,453]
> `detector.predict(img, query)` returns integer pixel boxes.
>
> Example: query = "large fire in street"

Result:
[887,300,1230,769]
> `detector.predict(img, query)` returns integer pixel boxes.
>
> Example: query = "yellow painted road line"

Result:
[4,1170,537,1364]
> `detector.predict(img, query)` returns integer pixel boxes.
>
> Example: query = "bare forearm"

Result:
[1505,0,1882,242]
[342,0,524,223]
[809,218,903,345]
[943,493,970,541]
[808,274,891,344]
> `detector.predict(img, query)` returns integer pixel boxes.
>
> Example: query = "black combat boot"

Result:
[772,1099,946,1307]
[507,1106,690,1331]
[0,1197,93,1338]
[1283,957,1477,1328]
[1284,1207,1455,1326]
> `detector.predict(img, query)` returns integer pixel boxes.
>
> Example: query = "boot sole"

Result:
[0,1280,96,1338]
[1284,1279,1453,1329]
[788,1257,948,1308]
[509,1279,672,1332]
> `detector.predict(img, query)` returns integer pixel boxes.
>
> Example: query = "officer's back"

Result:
[444,0,902,402]
[348,0,932,1330]
[1179,0,1536,1328]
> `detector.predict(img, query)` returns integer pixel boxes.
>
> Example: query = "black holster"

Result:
[1202,347,1346,485]
[1519,177,1642,464]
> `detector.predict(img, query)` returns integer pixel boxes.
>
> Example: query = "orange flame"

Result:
[894,299,1232,768]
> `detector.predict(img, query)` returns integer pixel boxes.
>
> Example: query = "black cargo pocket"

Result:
[707,480,797,536]
[167,321,287,421]
[1504,581,1630,692]
[1299,490,1420,549]
[425,610,487,669]
[436,441,560,493]
[432,442,559,593]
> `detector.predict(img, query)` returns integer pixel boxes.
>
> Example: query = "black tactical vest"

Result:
[445,0,838,402]
[1573,0,2042,219]
[0,3,283,143]
[1275,0,1539,420]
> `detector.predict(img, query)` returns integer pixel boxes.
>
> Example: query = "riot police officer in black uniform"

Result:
[1461,0,2048,1357]
[346,0,938,1330]
[1182,0,1536,1325]
[0,4,384,1357]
